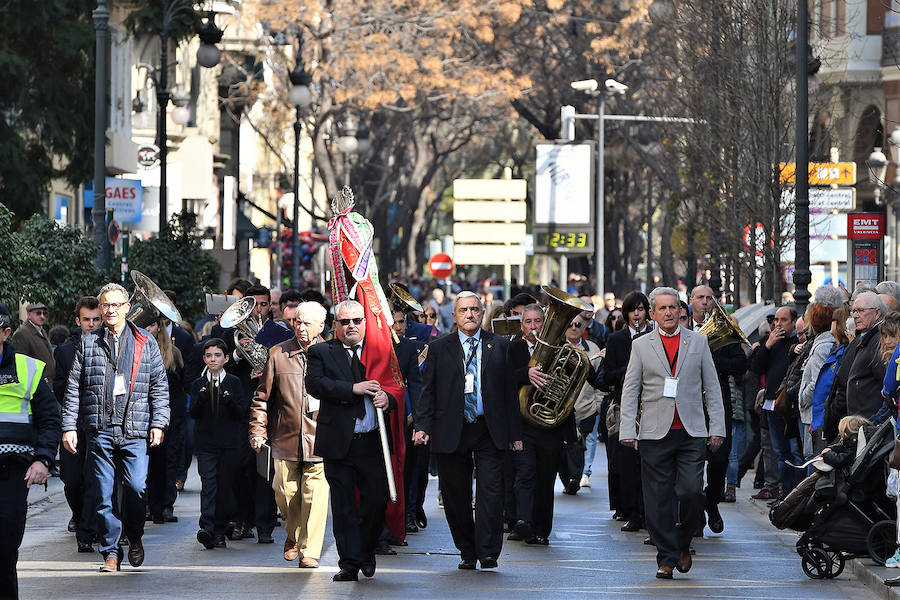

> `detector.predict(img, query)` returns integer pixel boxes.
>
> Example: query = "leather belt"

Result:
[352,429,378,439]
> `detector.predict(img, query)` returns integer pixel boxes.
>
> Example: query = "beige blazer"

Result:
[619,326,725,441]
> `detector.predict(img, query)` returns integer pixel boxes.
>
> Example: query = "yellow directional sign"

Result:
[779,162,856,185]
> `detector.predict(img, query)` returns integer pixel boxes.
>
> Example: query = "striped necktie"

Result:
[464,337,478,423]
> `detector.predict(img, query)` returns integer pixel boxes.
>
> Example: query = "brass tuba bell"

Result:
[220,296,270,378]
[388,283,424,314]
[697,297,749,351]
[127,271,182,329]
[518,286,593,429]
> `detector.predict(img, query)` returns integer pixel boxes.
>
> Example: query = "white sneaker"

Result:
[886,549,900,568]
[580,475,591,488]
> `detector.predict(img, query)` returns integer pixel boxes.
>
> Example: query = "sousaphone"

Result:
[127,270,182,328]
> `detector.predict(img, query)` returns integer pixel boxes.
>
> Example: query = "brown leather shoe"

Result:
[283,539,298,561]
[100,555,120,572]
[299,557,319,568]
[127,538,144,567]
[656,566,674,579]
[676,550,692,573]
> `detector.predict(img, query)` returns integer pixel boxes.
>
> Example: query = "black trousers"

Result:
[704,410,732,511]
[557,415,596,486]
[639,429,706,568]
[435,417,505,561]
[0,460,27,600]
[148,419,184,518]
[403,423,430,518]
[196,447,240,535]
[236,445,277,535]
[615,441,643,521]
[324,432,389,571]
[513,425,564,537]
[59,428,96,543]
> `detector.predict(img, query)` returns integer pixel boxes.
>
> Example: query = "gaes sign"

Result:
[105,178,143,223]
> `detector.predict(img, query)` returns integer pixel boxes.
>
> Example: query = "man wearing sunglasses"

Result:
[12,302,54,383]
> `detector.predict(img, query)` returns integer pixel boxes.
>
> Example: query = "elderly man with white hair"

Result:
[812,284,846,308]
[825,291,887,438]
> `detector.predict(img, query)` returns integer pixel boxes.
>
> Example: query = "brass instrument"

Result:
[519,286,593,429]
[220,296,269,378]
[388,282,424,314]
[127,270,182,329]
[698,297,749,351]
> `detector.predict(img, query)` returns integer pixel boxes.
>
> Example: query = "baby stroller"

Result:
[769,420,898,579]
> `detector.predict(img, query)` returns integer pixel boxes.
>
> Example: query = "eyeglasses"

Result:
[569,321,584,329]
[336,317,364,326]
[425,313,437,318]
[32,310,47,316]
[100,302,127,312]
[850,307,878,316]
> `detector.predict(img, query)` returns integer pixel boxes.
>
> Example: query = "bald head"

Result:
[689,285,714,326]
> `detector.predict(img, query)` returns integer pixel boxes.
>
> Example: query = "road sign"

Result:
[779,162,856,185]
[429,253,454,278]
[108,220,120,245]
[453,201,526,222]
[454,244,526,266]
[453,179,527,200]
[781,188,856,211]
[452,222,527,243]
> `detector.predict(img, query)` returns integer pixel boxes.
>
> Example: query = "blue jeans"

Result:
[726,420,747,485]
[765,411,803,495]
[86,429,149,558]
[583,415,600,477]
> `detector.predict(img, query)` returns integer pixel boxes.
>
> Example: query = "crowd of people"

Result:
[4,271,900,595]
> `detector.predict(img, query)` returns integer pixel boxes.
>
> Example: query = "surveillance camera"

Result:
[570,79,599,92]
[605,79,628,94]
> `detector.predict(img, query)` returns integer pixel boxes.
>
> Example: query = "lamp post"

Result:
[889,128,900,281]
[93,0,110,270]
[792,0,812,312]
[289,47,313,291]
[337,114,359,188]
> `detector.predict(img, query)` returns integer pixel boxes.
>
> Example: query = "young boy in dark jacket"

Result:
[190,338,249,549]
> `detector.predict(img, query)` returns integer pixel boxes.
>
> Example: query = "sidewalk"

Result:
[27,473,66,512]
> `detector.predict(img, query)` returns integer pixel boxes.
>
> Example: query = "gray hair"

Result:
[522,303,544,318]
[851,283,875,302]
[98,283,129,301]
[648,286,680,310]
[813,285,845,308]
[453,291,484,312]
[853,290,888,316]
[297,301,327,323]
[876,281,900,302]
[334,299,364,318]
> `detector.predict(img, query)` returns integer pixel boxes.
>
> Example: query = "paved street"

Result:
[18,451,880,600]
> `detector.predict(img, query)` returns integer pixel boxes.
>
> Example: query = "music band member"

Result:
[619,287,725,580]
[306,300,396,582]
[413,291,522,571]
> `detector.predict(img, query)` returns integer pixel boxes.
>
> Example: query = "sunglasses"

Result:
[425,313,437,318]
[32,310,47,316]
[569,321,584,329]
[336,317,364,326]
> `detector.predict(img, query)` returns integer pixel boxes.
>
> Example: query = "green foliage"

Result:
[0,205,50,324]
[0,0,96,223]
[123,0,204,42]
[19,213,104,326]
[128,212,220,324]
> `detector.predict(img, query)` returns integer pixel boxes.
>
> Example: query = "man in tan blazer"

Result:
[620,287,725,580]
[251,301,330,568]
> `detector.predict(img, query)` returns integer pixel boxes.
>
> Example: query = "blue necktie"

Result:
[464,337,478,423]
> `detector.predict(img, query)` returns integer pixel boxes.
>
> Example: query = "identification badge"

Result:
[113,374,126,397]
[307,395,320,414]
[464,373,475,394]
[663,377,678,398]
[762,399,775,412]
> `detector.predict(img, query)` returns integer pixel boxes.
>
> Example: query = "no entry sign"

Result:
[429,253,453,278]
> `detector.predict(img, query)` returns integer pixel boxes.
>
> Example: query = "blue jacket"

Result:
[811,344,846,432]
[62,321,170,438]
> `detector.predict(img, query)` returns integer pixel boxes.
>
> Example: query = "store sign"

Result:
[105,178,143,222]
[137,144,160,168]
[847,213,885,239]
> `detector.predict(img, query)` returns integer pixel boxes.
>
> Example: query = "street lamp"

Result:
[93,0,111,269]
[866,147,888,205]
[196,11,223,69]
[289,44,313,291]
[889,128,900,281]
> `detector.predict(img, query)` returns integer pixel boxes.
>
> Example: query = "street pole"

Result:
[291,107,301,290]
[792,0,811,313]
[157,27,171,234]
[92,0,109,271]
[595,95,605,297]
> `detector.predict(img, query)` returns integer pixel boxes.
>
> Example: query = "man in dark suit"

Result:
[306,299,397,582]
[413,291,522,571]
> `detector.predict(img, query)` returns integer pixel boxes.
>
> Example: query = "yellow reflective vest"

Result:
[0,353,45,425]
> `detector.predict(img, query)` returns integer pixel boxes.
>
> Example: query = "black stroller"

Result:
[769,420,898,579]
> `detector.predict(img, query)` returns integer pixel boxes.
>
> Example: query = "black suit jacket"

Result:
[394,336,424,414]
[307,339,397,460]
[171,323,195,366]
[416,329,521,454]
[53,332,81,403]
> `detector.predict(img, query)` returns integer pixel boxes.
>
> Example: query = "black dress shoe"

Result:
[374,543,396,555]
[621,519,642,532]
[163,508,178,523]
[563,479,580,495]
[257,531,275,544]
[197,529,216,549]
[333,568,359,581]
[405,515,419,533]
[224,522,237,540]
[643,536,655,546]
[479,556,499,569]
[361,562,376,577]
[127,539,144,567]
[77,541,94,553]
[152,514,165,525]
[213,535,227,548]
[507,531,522,541]
[416,507,427,529]
[458,558,477,570]
[707,506,724,533]
[527,536,549,546]
[67,518,77,533]
[513,520,534,542]
[386,535,407,546]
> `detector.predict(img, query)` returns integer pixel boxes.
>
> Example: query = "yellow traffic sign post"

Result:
[779,162,856,185]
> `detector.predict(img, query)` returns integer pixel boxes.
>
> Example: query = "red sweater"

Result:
[661,332,683,429]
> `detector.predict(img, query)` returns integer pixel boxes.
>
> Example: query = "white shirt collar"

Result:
[206,370,226,384]
[659,325,682,338]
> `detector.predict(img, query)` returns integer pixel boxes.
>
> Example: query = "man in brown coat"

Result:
[250,301,329,568]
[12,302,55,382]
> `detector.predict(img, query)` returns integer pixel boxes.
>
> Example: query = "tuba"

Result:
[519,286,593,429]
[220,296,269,378]
[388,282,424,314]
[698,297,749,351]
[127,270,182,329]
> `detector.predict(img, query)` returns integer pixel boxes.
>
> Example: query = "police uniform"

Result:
[0,339,61,598]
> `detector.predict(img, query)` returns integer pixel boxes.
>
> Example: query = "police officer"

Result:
[0,302,61,598]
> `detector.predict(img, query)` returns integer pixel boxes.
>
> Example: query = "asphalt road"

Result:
[17,447,881,599]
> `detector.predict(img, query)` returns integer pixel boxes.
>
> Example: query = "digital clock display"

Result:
[544,231,588,248]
